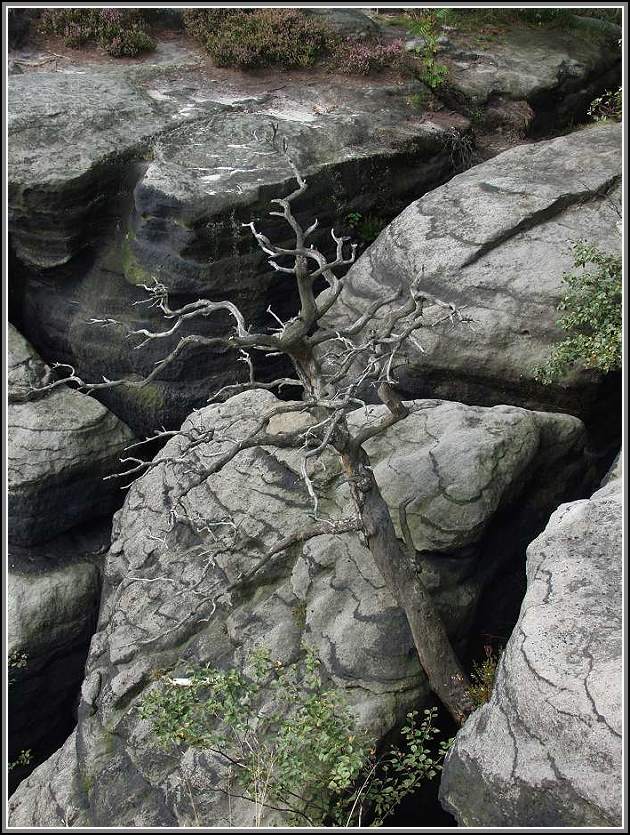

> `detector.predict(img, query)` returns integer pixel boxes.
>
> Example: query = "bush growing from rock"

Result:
[535,241,622,383]
[328,37,406,76]
[181,9,242,43]
[39,8,156,57]
[589,87,622,122]
[466,646,502,708]
[140,645,450,826]
[190,9,336,70]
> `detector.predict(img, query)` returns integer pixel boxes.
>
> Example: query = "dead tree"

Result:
[34,144,474,724]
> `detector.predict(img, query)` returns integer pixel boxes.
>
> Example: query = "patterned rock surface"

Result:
[439,466,622,826]
[8,324,135,545]
[9,390,589,827]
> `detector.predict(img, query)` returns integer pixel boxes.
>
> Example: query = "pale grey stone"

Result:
[9,390,588,826]
[439,468,622,826]
[323,124,621,417]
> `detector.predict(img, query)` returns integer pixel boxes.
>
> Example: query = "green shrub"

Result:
[182,9,242,43]
[346,211,388,244]
[38,8,156,57]
[140,645,450,826]
[8,651,33,773]
[466,646,501,708]
[588,87,622,123]
[535,242,622,384]
[404,13,449,89]
[193,9,336,70]
[8,749,32,772]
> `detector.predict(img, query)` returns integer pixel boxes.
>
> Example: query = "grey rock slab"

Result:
[8,320,48,398]
[303,8,381,38]
[439,469,622,826]
[9,389,588,826]
[322,123,621,417]
[8,732,88,827]
[440,23,619,104]
[8,325,135,545]
[11,61,465,433]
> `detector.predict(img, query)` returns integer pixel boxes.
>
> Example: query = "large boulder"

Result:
[9,53,467,434]
[8,521,109,794]
[8,325,135,544]
[440,20,620,130]
[439,466,622,826]
[9,390,590,827]
[323,123,621,424]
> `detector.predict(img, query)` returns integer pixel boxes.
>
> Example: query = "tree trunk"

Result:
[341,446,474,726]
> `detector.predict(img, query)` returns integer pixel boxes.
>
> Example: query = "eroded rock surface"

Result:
[9,390,590,827]
[8,522,109,792]
[8,324,135,544]
[439,466,622,827]
[9,51,468,433]
[440,21,620,129]
[323,123,621,422]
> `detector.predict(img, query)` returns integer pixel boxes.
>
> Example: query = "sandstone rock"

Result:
[323,123,621,421]
[8,325,135,544]
[303,8,380,38]
[439,468,622,826]
[9,56,467,434]
[440,23,620,129]
[9,390,589,826]
[8,522,109,792]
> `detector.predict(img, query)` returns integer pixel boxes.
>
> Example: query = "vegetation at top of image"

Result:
[466,645,502,709]
[399,11,449,89]
[183,8,334,70]
[140,644,451,826]
[182,8,444,82]
[38,8,156,57]
[535,241,622,384]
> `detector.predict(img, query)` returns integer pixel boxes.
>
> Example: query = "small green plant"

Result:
[406,13,448,89]
[535,242,622,384]
[466,646,501,709]
[140,645,449,825]
[9,749,33,771]
[346,211,387,245]
[407,90,429,111]
[8,650,28,676]
[8,651,33,773]
[588,87,622,123]
[292,600,307,629]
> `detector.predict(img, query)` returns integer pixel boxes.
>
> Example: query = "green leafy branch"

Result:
[535,242,622,384]
[139,645,450,826]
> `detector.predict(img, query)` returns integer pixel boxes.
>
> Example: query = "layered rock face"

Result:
[9,51,466,434]
[323,123,621,423]
[8,29,620,436]
[439,466,622,827]
[7,325,134,788]
[8,325,135,545]
[8,390,590,827]
[440,20,621,131]
[8,522,109,793]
